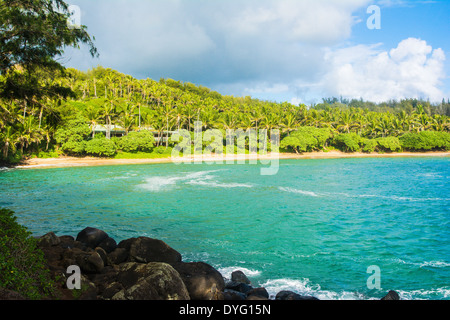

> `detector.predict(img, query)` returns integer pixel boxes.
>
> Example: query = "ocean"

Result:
[1,157,449,300]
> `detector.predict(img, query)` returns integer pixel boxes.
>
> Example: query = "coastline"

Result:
[14,150,450,169]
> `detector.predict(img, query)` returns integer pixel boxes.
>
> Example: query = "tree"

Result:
[0,0,98,100]
[0,0,97,73]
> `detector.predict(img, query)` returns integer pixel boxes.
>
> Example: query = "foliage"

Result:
[116,131,155,153]
[400,131,450,151]
[332,133,361,152]
[54,118,90,155]
[84,137,117,157]
[280,127,331,153]
[1,64,450,164]
[0,0,97,73]
[0,208,56,299]
[376,137,402,152]
[360,138,378,153]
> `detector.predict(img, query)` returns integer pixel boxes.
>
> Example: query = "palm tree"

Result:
[280,113,299,135]
[119,103,137,135]
[85,106,101,139]
[1,126,17,159]
[101,100,116,139]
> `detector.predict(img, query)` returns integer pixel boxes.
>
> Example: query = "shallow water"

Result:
[1,157,449,300]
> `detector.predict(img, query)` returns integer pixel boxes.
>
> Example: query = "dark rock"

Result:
[171,262,225,300]
[38,232,61,248]
[98,236,117,254]
[88,266,119,297]
[275,290,319,300]
[119,237,182,264]
[101,282,124,300]
[246,295,269,300]
[231,270,251,284]
[112,262,190,300]
[223,289,246,300]
[76,227,109,249]
[58,235,76,249]
[107,247,128,265]
[381,290,400,300]
[75,251,104,274]
[247,287,269,299]
[225,281,252,294]
[94,247,108,266]
[77,275,98,300]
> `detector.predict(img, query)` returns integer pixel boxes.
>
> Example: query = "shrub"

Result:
[361,138,378,153]
[280,127,331,153]
[400,131,450,151]
[117,131,155,153]
[376,137,402,152]
[332,133,361,152]
[85,138,117,157]
[55,118,91,156]
[0,208,56,299]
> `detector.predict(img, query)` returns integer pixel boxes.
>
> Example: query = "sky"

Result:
[61,0,450,105]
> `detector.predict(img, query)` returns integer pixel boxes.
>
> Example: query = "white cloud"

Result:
[64,1,447,103]
[321,38,446,102]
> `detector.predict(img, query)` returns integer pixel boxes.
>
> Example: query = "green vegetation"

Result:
[1,64,449,164]
[0,208,56,299]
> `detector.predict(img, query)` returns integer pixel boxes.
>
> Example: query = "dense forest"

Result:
[1,65,449,165]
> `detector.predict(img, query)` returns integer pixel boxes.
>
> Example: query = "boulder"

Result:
[231,270,251,284]
[381,290,400,300]
[107,247,128,265]
[171,262,225,300]
[37,232,61,248]
[223,289,246,300]
[247,287,269,299]
[98,236,117,254]
[76,227,109,249]
[75,251,105,274]
[275,290,319,300]
[112,262,190,300]
[225,281,252,294]
[119,237,182,264]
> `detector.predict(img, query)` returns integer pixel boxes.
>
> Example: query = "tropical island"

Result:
[1,0,450,303]
[1,64,450,168]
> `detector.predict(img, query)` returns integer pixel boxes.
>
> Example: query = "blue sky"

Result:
[63,0,450,105]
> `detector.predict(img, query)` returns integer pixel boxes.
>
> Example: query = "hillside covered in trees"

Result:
[1,65,450,165]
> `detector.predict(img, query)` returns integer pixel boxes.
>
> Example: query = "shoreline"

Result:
[13,150,450,169]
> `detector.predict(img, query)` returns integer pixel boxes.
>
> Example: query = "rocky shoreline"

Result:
[1,227,400,300]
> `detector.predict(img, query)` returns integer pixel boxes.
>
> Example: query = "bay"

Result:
[0,157,449,300]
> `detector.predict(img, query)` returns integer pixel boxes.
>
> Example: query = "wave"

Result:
[139,170,253,192]
[397,287,450,300]
[218,266,262,280]
[278,187,450,202]
[260,278,367,300]
[278,187,320,197]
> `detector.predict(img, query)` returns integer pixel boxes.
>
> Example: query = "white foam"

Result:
[278,187,319,197]
[397,287,450,300]
[218,266,262,280]
[261,278,366,300]
[420,261,450,268]
[139,170,253,192]
[140,176,182,192]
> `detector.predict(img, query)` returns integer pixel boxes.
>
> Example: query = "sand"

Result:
[14,151,450,169]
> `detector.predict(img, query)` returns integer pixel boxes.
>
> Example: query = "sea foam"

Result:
[139,170,253,192]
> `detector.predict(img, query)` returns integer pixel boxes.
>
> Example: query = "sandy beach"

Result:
[14,151,450,169]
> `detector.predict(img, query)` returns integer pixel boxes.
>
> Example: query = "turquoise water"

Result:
[1,157,449,300]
